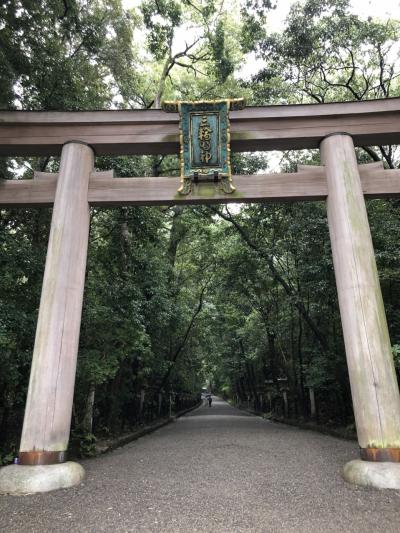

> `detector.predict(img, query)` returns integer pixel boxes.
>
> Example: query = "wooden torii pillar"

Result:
[0,100,400,493]
[321,133,400,487]
[0,142,93,493]
[19,142,93,466]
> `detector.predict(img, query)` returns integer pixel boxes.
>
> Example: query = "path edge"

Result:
[230,403,357,441]
[94,401,203,455]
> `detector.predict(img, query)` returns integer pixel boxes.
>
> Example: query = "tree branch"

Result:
[211,207,329,351]
[158,282,208,390]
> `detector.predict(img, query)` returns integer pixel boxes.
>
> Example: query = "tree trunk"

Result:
[267,331,280,393]
[82,383,96,433]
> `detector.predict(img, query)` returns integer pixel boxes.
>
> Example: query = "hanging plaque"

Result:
[162,98,245,195]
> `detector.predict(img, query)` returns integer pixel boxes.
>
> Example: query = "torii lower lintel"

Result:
[1,163,400,207]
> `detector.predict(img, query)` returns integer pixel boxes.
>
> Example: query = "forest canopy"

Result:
[1,0,400,461]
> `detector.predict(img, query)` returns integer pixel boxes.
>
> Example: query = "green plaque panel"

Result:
[162,98,245,195]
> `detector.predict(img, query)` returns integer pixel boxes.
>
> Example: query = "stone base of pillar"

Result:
[343,460,400,489]
[0,462,85,495]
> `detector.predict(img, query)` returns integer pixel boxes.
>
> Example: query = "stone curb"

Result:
[231,403,357,441]
[0,403,202,495]
[94,401,202,455]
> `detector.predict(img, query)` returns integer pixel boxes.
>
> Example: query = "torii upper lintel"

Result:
[1,97,400,157]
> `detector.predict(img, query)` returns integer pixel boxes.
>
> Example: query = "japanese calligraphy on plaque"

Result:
[162,99,245,195]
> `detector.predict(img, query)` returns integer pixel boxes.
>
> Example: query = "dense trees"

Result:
[1,0,400,461]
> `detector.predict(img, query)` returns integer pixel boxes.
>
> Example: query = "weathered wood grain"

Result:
[87,173,328,206]
[1,165,400,207]
[20,142,93,456]
[1,97,400,156]
[297,161,384,173]
[321,134,400,451]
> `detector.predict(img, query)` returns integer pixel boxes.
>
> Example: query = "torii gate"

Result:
[1,98,400,494]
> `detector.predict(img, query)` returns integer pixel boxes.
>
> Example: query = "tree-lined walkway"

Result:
[1,398,399,532]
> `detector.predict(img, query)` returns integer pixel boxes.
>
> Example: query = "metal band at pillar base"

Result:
[360,447,400,462]
[19,451,67,465]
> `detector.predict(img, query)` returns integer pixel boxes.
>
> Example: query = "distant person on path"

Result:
[207,393,212,407]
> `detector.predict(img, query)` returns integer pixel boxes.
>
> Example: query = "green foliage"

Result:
[70,428,97,458]
[209,20,235,82]
[392,345,400,369]
[0,0,137,110]
[248,0,400,108]
[240,0,273,53]
[141,0,182,60]
[0,447,16,467]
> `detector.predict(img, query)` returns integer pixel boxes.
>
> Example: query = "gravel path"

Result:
[1,398,400,532]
